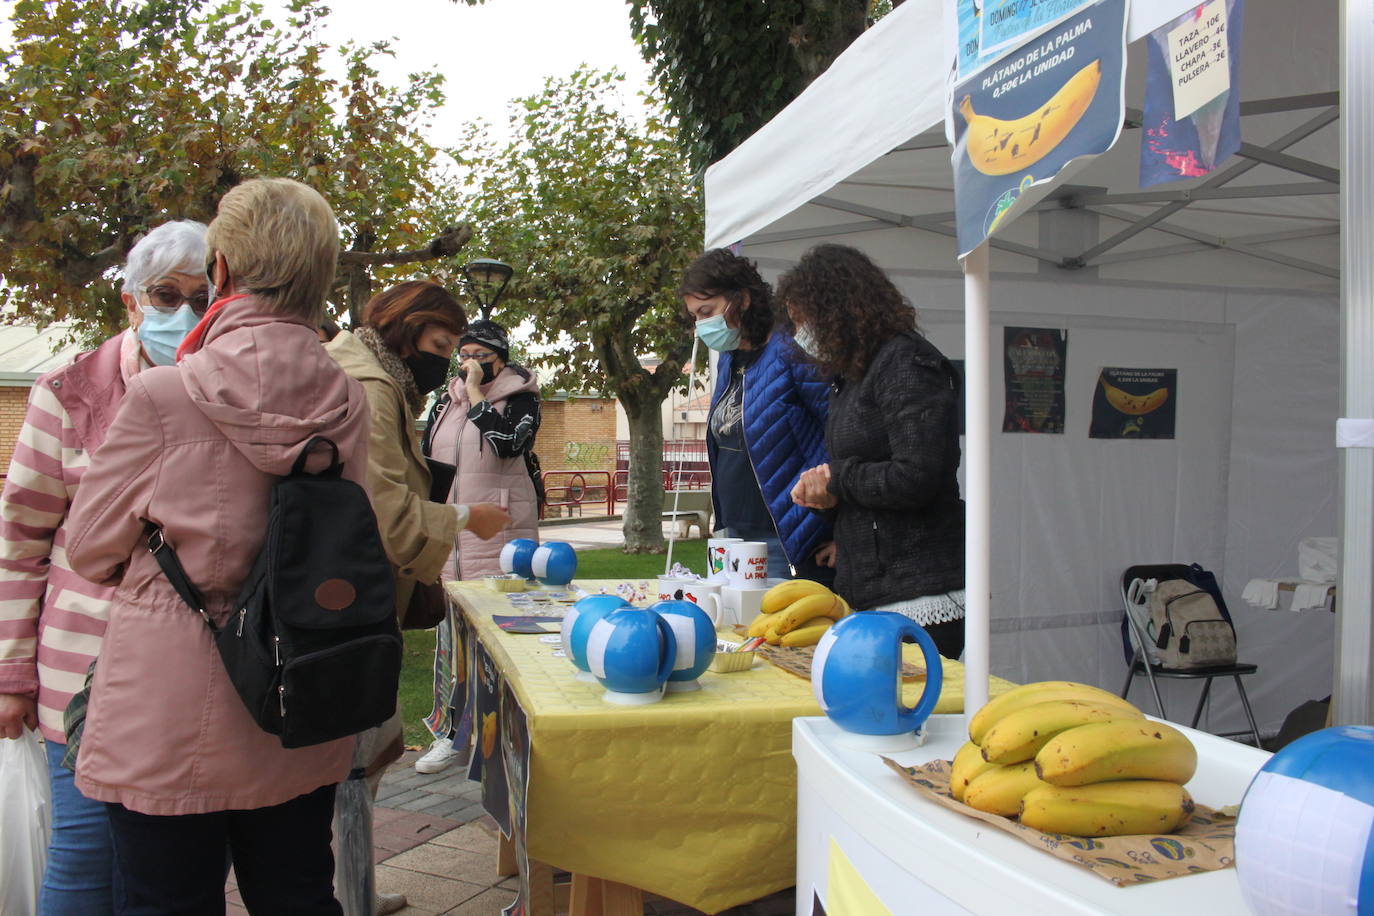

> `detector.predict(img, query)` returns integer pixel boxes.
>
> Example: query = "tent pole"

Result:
[1335,0,1374,727]
[963,241,991,726]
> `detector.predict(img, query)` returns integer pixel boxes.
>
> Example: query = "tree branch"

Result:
[57,240,128,288]
[336,223,473,266]
[0,148,41,243]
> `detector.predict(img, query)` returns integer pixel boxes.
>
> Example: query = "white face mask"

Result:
[794,326,820,358]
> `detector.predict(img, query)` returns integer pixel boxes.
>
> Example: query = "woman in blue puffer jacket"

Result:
[679,249,835,583]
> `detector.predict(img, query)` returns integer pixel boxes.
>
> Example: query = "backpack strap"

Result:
[292,436,342,478]
[144,522,217,633]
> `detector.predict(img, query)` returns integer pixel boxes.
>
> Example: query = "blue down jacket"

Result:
[708,332,832,570]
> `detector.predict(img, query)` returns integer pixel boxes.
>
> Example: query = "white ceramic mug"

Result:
[657,576,723,626]
[720,584,769,626]
[706,537,742,581]
[725,540,769,587]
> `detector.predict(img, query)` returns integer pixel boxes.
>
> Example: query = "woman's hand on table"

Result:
[467,503,513,539]
[792,464,838,510]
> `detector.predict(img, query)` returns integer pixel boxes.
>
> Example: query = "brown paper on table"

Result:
[882,758,1237,887]
[729,627,925,681]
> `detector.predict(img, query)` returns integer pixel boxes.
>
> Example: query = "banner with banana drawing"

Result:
[1090,367,1178,439]
[951,0,1128,257]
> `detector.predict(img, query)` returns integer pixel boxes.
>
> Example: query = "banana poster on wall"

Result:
[1090,367,1177,439]
[1003,327,1067,434]
[951,0,1128,257]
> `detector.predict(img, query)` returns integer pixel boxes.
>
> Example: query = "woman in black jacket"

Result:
[784,244,967,659]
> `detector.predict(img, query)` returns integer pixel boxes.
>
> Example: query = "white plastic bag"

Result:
[0,729,52,916]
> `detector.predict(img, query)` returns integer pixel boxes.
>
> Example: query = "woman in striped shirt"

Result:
[0,220,208,913]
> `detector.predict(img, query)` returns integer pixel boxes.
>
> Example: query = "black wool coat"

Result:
[825,330,965,610]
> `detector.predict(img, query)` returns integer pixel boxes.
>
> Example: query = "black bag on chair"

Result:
[147,436,402,748]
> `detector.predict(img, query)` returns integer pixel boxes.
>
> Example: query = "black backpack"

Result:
[147,436,401,748]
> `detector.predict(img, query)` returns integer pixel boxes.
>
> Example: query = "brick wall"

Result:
[535,397,618,474]
[0,386,31,478]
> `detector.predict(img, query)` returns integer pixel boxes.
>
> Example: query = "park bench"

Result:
[663,489,713,539]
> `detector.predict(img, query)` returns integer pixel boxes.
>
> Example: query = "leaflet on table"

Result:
[951,0,1129,257]
[1139,0,1243,186]
[492,615,564,634]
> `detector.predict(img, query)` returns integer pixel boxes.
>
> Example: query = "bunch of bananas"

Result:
[745,580,851,647]
[951,681,1198,837]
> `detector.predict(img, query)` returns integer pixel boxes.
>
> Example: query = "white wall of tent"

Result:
[704,0,1369,739]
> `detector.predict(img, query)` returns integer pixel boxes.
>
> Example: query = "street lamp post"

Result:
[463,258,513,318]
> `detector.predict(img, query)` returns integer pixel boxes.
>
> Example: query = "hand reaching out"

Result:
[466,503,513,540]
[791,463,838,510]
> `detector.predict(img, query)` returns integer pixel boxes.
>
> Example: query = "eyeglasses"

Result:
[460,350,499,363]
[143,285,211,316]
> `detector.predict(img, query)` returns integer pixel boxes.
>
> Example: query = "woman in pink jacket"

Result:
[65,178,367,914]
[0,219,208,914]
[414,318,541,775]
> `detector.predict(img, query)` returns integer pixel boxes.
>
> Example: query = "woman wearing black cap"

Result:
[415,318,542,773]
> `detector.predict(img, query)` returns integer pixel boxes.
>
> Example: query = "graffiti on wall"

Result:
[564,441,610,468]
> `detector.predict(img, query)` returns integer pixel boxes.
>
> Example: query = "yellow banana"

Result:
[980,699,1145,765]
[747,613,774,638]
[1101,379,1169,416]
[960,59,1102,176]
[780,617,834,647]
[761,579,833,614]
[764,615,786,646]
[963,761,1048,817]
[1019,781,1195,837]
[1035,720,1197,787]
[772,593,842,635]
[968,681,1140,745]
[834,596,851,617]
[481,712,497,758]
[950,741,997,803]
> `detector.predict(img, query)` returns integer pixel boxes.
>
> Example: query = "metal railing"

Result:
[541,470,614,519]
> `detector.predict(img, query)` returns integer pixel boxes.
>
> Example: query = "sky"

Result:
[311,0,654,146]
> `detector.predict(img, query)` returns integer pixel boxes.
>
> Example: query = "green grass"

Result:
[398,538,708,747]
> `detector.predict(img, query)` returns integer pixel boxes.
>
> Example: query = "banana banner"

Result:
[951,0,1128,257]
[1090,367,1177,439]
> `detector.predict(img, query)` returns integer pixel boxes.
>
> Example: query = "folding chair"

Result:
[1119,563,1262,748]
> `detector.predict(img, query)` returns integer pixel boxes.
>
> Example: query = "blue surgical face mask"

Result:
[137,305,200,366]
[694,314,740,352]
[794,326,820,358]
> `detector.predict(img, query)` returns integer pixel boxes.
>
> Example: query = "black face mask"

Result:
[405,351,451,395]
[458,362,498,385]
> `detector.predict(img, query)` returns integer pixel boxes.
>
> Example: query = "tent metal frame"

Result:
[755,94,1340,284]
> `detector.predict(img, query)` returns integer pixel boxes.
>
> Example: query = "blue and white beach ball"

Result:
[811,612,943,738]
[531,541,577,588]
[500,538,539,580]
[1236,726,1374,915]
[649,599,717,692]
[562,594,630,674]
[586,607,676,705]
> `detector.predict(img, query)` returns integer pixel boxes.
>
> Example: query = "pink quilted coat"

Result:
[65,296,371,815]
[428,367,540,580]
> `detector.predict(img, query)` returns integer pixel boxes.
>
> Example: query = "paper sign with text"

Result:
[951,0,1128,257]
[1168,0,1231,119]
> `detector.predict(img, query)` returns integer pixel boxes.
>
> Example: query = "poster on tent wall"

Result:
[951,0,1128,258]
[1139,0,1244,186]
[1089,367,1178,439]
[1002,327,1066,433]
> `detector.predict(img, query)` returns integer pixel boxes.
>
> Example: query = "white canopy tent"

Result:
[705,0,1367,737]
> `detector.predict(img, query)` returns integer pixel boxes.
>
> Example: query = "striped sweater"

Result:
[0,331,140,742]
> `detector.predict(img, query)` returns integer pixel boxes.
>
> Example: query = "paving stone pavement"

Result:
[225,746,793,915]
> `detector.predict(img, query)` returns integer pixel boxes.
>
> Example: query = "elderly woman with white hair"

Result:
[0,219,208,914]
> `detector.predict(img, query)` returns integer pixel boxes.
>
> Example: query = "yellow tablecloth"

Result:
[446,579,1015,914]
